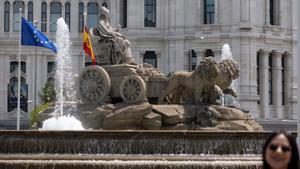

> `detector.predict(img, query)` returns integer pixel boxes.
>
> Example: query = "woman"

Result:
[262,131,299,169]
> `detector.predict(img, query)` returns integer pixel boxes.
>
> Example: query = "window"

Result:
[78,2,84,32]
[8,61,27,112]
[65,2,70,30]
[268,54,273,105]
[121,0,127,28]
[41,2,47,32]
[50,2,62,32]
[28,1,33,22]
[256,53,260,104]
[270,0,279,26]
[47,61,55,73]
[204,0,214,24]
[8,77,27,112]
[143,51,157,68]
[13,1,24,32]
[189,50,197,71]
[4,1,10,32]
[281,56,285,105]
[144,0,156,27]
[10,61,26,73]
[87,3,99,29]
[204,49,214,57]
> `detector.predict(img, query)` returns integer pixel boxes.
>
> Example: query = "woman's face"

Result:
[265,134,292,169]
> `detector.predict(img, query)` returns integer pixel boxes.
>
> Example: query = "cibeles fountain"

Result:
[0,7,268,169]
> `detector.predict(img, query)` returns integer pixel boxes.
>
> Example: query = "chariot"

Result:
[76,64,167,104]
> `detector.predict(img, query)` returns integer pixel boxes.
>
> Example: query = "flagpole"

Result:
[17,8,22,130]
[83,12,87,68]
[34,20,38,114]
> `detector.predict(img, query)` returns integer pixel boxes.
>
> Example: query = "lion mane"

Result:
[215,58,240,97]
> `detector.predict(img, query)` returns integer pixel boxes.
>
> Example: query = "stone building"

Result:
[0,0,297,130]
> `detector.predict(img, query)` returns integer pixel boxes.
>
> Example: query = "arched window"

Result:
[281,56,285,105]
[47,61,55,73]
[13,1,24,32]
[268,54,273,105]
[28,1,33,22]
[8,60,27,112]
[256,52,260,104]
[121,0,127,28]
[144,51,157,68]
[65,2,71,30]
[4,1,10,32]
[50,2,62,32]
[87,3,98,29]
[41,2,47,32]
[8,77,27,112]
[78,2,84,32]
[191,50,197,70]
[144,0,156,27]
[204,0,215,24]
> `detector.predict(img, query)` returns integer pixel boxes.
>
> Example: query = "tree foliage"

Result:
[39,78,56,104]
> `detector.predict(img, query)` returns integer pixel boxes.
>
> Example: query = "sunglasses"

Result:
[269,144,291,153]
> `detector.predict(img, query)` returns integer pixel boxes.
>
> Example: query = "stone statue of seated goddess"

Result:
[90,6,133,65]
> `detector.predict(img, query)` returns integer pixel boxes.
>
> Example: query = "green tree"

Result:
[30,79,56,127]
[39,78,56,104]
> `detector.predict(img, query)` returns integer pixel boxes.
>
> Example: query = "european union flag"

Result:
[21,17,57,53]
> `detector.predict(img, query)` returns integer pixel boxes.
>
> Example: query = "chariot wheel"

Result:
[120,75,146,104]
[77,65,111,104]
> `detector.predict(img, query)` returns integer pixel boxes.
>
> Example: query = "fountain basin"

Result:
[1,130,288,169]
[0,157,261,169]
[0,130,275,155]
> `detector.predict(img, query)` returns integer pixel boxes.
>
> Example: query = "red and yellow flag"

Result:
[83,25,96,65]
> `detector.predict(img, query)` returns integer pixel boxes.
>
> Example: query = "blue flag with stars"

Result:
[21,17,57,53]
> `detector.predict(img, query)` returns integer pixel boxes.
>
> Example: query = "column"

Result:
[9,0,13,33]
[168,41,176,72]
[271,50,282,119]
[277,0,281,25]
[175,40,185,71]
[283,52,292,119]
[0,1,3,33]
[258,49,269,119]
[24,1,28,20]
[214,0,219,24]
[197,0,202,25]
[196,51,205,64]
[69,1,78,36]
[62,3,65,23]
[35,0,42,30]
[46,1,50,33]
[265,0,270,25]
[240,0,250,22]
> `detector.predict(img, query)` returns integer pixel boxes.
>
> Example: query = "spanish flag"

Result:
[83,25,96,65]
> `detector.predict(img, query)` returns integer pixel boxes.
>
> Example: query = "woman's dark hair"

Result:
[262,131,299,169]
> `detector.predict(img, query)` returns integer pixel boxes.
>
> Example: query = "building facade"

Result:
[0,0,298,129]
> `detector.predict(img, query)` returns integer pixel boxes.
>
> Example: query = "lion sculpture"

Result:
[158,57,220,104]
[158,57,240,105]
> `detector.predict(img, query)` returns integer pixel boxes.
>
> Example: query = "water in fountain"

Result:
[41,18,83,130]
[220,44,240,108]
